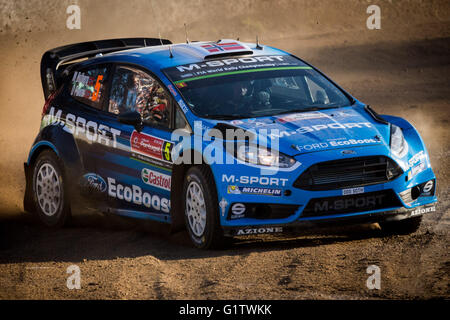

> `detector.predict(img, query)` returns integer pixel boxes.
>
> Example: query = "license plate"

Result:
[342,187,365,196]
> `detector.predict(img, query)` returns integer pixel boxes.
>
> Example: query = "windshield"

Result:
[163,55,352,119]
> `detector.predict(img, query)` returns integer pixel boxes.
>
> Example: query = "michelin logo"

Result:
[228,185,282,196]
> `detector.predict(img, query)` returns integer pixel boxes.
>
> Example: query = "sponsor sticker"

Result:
[167,84,178,97]
[178,100,189,113]
[227,185,241,194]
[71,71,104,102]
[411,162,426,177]
[231,203,246,218]
[277,112,328,123]
[422,180,434,193]
[107,177,170,213]
[271,122,374,139]
[219,197,229,216]
[130,131,173,168]
[410,205,435,217]
[227,185,282,196]
[163,55,309,83]
[342,187,365,196]
[222,174,288,187]
[408,151,425,167]
[236,226,283,236]
[313,193,386,213]
[335,110,357,117]
[229,118,269,127]
[42,107,121,147]
[293,138,380,152]
[141,168,171,191]
[80,173,107,193]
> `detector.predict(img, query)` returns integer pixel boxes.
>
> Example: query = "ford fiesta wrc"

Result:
[24,38,437,248]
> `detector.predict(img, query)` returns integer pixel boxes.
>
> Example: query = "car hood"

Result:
[221,106,391,156]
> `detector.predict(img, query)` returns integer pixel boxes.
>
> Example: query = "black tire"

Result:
[31,150,71,227]
[182,166,225,249]
[379,216,422,235]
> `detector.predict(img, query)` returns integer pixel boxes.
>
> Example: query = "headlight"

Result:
[236,144,296,168]
[390,124,408,158]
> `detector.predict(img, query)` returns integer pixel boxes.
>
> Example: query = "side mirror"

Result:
[117,110,143,132]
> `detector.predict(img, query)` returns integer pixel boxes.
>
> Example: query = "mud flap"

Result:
[23,162,36,213]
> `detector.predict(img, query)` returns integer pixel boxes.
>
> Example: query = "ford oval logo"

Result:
[81,173,107,193]
[341,150,356,155]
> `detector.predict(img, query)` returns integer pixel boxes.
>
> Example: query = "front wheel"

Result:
[183,166,225,249]
[32,150,71,227]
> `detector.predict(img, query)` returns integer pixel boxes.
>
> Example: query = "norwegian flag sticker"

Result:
[201,42,247,53]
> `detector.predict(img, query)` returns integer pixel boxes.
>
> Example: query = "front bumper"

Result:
[212,144,437,230]
[222,203,436,236]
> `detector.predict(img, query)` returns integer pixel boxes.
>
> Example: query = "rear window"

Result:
[69,65,108,110]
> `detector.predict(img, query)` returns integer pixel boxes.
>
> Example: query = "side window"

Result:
[175,106,189,130]
[108,66,172,128]
[305,76,330,105]
[69,66,108,109]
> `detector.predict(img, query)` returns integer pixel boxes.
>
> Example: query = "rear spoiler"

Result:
[40,37,172,99]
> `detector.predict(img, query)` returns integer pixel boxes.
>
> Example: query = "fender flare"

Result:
[381,115,428,153]
[25,125,84,212]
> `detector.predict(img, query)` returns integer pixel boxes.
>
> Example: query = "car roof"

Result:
[76,39,291,72]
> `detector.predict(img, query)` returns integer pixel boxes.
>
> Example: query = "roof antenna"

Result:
[160,31,172,58]
[184,23,190,44]
[158,31,164,47]
[256,35,263,50]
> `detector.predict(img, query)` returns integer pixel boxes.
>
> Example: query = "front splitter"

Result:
[222,204,437,237]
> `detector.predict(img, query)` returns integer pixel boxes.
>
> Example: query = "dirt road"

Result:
[0,0,449,299]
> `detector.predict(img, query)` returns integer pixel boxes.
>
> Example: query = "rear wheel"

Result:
[380,216,422,235]
[183,166,225,249]
[32,150,71,227]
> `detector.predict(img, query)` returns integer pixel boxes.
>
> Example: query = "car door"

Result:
[61,64,126,207]
[97,64,180,222]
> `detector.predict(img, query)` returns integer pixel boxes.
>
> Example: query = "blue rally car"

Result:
[24,38,437,248]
